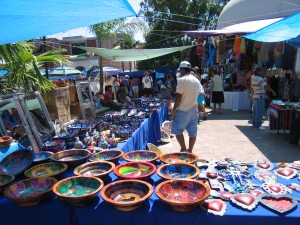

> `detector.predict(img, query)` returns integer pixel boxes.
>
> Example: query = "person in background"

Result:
[142,71,153,98]
[116,83,128,104]
[103,85,122,111]
[192,67,207,121]
[211,72,224,114]
[121,75,130,95]
[130,76,139,99]
[171,61,201,153]
[160,78,173,111]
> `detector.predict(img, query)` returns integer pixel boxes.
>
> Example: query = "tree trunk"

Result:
[98,56,104,93]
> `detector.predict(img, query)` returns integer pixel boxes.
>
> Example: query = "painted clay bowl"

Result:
[155,179,210,211]
[147,143,163,156]
[24,162,68,178]
[73,161,115,179]
[4,177,57,206]
[0,174,15,193]
[42,140,66,153]
[52,176,104,206]
[157,163,200,180]
[33,151,54,163]
[159,129,170,143]
[160,152,198,164]
[114,162,156,180]
[100,179,153,211]
[0,136,13,148]
[89,150,123,164]
[122,150,159,163]
[162,120,172,131]
[50,149,90,167]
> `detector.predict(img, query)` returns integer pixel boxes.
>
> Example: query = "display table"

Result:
[1,163,300,225]
[222,92,250,111]
[268,104,295,133]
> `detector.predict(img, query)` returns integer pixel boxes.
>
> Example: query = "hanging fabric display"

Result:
[240,38,246,54]
[233,35,241,54]
[196,38,203,56]
[205,42,215,67]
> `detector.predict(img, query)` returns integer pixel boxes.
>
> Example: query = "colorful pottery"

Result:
[157,163,200,180]
[42,140,66,153]
[89,150,123,164]
[24,162,68,178]
[230,193,259,210]
[100,179,153,211]
[200,199,227,216]
[50,149,90,167]
[160,152,198,164]
[73,161,115,179]
[155,179,210,212]
[159,129,170,143]
[147,143,163,156]
[0,174,15,193]
[259,194,298,214]
[52,176,104,206]
[4,177,57,206]
[0,136,13,148]
[274,167,297,179]
[33,151,53,163]
[114,162,156,180]
[261,183,290,195]
[122,150,159,163]
[162,120,172,131]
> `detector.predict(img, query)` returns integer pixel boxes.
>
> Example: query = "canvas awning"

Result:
[0,0,136,44]
[78,45,194,62]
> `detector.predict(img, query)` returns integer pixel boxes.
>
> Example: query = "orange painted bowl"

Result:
[24,162,68,178]
[100,179,153,211]
[33,151,54,164]
[155,179,210,211]
[4,177,57,206]
[160,152,198,164]
[122,150,159,163]
[52,176,104,206]
[89,150,123,164]
[50,149,90,167]
[0,174,15,193]
[114,162,156,180]
[157,163,200,180]
[73,161,115,179]
[0,136,13,148]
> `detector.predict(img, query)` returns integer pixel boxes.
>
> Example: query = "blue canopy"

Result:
[245,11,300,42]
[0,0,136,44]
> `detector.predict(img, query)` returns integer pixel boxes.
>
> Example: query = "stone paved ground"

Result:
[157,108,300,163]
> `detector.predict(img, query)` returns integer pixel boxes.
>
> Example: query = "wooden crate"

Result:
[42,87,70,107]
[69,85,79,103]
[70,102,82,119]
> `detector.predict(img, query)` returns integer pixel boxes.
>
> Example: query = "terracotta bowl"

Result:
[33,151,54,163]
[73,161,115,179]
[4,177,57,206]
[114,162,156,180]
[0,174,15,193]
[122,150,159,163]
[147,143,163,156]
[52,176,104,206]
[89,150,123,164]
[155,179,210,211]
[157,163,200,180]
[160,152,198,164]
[24,162,68,178]
[50,149,91,167]
[42,140,66,153]
[0,136,13,148]
[100,179,153,211]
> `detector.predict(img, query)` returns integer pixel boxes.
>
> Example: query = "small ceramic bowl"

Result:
[24,162,68,178]
[100,179,153,211]
[159,129,170,143]
[157,163,200,180]
[0,174,15,193]
[52,176,104,206]
[73,161,115,179]
[50,149,91,167]
[147,143,163,156]
[114,162,156,180]
[155,179,210,211]
[33,151,54,163]
[4,177,57,206]
[160,152,198,164]
[89,150,123,164]
[122,150,159,163]
[0,136,13,148]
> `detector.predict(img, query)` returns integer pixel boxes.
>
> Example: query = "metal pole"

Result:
[43,36,49,79]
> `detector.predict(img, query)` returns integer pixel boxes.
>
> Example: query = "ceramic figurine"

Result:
[74,137,84,149]
[84,132,93,146]
[98,134,108,149]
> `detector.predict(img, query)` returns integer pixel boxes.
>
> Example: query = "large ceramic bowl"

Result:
[0,136,13,148]
[0,174,15,193]
[114,162,156,180]
[89,150,123,164]
[73,161,115,179]
[157,163,200,180]
[52,176,104,206]
[155,179,210,211]
[24,162,68,178]
[50,149,91,167]
[100,179,153,211]
[147,143,163,156]
[33,151,54,164]
[160,152,198,164]
[4,177,57,206]
[122,150,159,163]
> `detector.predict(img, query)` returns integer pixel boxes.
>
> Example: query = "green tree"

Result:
[138,0,229,69]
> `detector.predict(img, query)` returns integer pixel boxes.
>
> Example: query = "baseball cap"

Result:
[125,75,129,78]
[179,61,191,69]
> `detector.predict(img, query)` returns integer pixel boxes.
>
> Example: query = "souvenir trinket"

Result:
[287,183,300,191]
[219,192,233,201]
[200,199,227,216]
[253,159,274,170]
[262,183,290,195]
[230,193,259,210]
[74,137,83,149]
[290,160,300,169]
[259,194,298,214]
[274,167,297,179]
[254,170,277,183]
[249,189,264,197]
[276,162,288,168]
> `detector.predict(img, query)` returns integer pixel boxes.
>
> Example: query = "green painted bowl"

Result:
[24,162,68,178]
[52,176,104,206]
[0,174,15,193]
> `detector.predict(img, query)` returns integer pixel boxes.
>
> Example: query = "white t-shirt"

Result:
[142,76,153,89]
[176,74,201,111]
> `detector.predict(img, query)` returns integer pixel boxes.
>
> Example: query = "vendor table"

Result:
[268,104,294,133]
[1,163,300,225]
[222,92,250,111]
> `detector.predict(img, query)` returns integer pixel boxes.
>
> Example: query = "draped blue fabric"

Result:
[205,43,216,67]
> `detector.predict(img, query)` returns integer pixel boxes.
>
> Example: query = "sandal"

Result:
[180,149,191,153]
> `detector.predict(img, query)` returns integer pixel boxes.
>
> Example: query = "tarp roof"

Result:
[78,45,194,62]
[217,0,300,29]
[0,0,136,44]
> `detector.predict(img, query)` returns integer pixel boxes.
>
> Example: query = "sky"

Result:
[47,0,143,41]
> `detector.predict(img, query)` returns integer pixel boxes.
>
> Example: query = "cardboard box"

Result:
[42,87,70,107]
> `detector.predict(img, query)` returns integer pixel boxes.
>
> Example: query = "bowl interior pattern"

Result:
[0,174,15,189]
[160,153,198,164]
[147,143,162,156]
[33,151,53,163]
[123,150,159,162]
[51,150,90,163]
[114,162,156,179]
[0,150,33,175]
[74,161,115,177]
[89,150,123,162]
[24,162,68,178]
[157,163,200,179]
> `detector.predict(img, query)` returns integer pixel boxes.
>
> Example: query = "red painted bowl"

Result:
[114,162,156,180]
[122,150,159,163]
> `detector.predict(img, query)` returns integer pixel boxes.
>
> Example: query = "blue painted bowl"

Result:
[42,140,66,153]
[33,151,53,163]
[157,163,200,180]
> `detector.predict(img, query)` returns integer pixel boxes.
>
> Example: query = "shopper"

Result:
[193,67,207,121]
[211,72,224,114]
[103,85,122,111]
[130,76,139,99]
[142,71,153,98]
[171,61,201,153]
